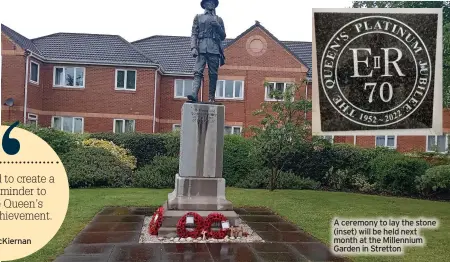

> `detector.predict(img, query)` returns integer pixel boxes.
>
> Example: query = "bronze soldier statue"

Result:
[187,0,226,103]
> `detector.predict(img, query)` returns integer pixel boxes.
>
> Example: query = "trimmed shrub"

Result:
[276,172,321,190]
[416,165,450,197]
[369,154,430,195]
[223,135,262,186]
[234,168,320,190]
[89,132,166,167]
[82,138,137,169]
[61,147,132,188]
[158,132,180,157]
[234,169,268,189]
[133,156,179,188]
[32,127,81,155]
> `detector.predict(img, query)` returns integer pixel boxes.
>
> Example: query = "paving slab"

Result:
[108,243,163,261]
[53,206,351,262]
[83,222,142,232]
[73,232,140,244]
[63,244,115,255]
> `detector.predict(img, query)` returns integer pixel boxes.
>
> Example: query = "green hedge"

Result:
[89,132,167,167]
[61,147,132,188]
[235,168,320,190]
[133,156,179,188]
[369,154,430,196]
[223,135,262,186]
[416,165,450,197]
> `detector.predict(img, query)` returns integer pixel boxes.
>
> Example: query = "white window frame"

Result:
[173,124,181,132]
[174,79,194,98]
[30,61,39,84]
[51,116,84,133]
[265,82,294,101]
[115,69,137,91]
[113,119,136,133]
[215,80,244,100]
[53,66,86,88]
[375,135,397,149]
[224,125,242,135]
[27,113,38,127]
[426,135,449,153]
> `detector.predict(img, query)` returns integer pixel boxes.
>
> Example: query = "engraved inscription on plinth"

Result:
[179,103,225,178]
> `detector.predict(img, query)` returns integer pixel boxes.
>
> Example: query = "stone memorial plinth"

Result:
[167,102,233,211]
[159,102,238,237]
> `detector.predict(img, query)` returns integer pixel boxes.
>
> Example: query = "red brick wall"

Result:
[356,136,375,148]
[1,33,25,123]
[37,64,156,133]
[397,136,426,153]
[27,59,43,112]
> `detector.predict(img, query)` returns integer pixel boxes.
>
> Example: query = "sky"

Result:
[0,0,353,43]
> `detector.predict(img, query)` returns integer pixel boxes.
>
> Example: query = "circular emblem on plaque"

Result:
[320,16,432,127]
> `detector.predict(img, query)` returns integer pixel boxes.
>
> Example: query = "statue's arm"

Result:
[217,17,226,41]
[190,15,199,50]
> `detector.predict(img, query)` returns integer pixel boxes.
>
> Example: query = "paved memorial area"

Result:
[54,206,350,262]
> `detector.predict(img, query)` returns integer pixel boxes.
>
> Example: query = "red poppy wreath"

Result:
[204,212,230,239]
[176,212,204,238]
[148,206,164,235]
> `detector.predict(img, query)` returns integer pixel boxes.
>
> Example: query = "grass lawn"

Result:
[14,188,450,262]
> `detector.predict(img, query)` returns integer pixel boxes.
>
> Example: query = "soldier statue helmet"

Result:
[187,0,226,103]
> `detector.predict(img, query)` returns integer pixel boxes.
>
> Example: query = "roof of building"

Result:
[132,22,312,77]
[2,22,311,77]
[2,24,154,66]
[32,32,155,65]
[1,24,41,55]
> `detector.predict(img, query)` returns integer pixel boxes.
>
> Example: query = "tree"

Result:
[352,1,450,107]
[248,80,312,191]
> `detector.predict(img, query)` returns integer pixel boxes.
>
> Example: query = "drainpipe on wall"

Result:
[152,67,160,133]
[23,49,31,124]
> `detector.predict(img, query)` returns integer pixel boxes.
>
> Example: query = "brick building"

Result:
[1,22,449,153]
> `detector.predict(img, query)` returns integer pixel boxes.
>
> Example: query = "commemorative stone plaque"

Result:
[312,8,443,135]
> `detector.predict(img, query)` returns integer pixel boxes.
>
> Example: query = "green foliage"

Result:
[61,147,132,188]
[133,156,179,188]
[234,168,320,190]
[352,1,450,107]
[82,138,137,169]
[369,154,430,195]
[89,132,166,167]
[416,165,450,197]
[249,80,312,190]
[158,132,180,157]
[223,135,262,186]
[31,127,81,155]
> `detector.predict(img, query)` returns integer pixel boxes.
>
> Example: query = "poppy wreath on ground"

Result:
[176,212,204,238]
[148,206,164,235]
[203,212,230,239]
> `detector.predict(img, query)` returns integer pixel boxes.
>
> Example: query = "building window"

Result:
[427,135,449,153]
[54,66,85,88]
[320,135,334,143]
[174,79,193,98]
[265,82,293,101]
[224,126,242,135]
[116,69,137,90]
[173,124,181,132]
[216,80,244,99]
[27,113,38,127]
[30,61,39,84]
[375,135,396,149]
[52,116,83,133]
[114,119,135,133]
